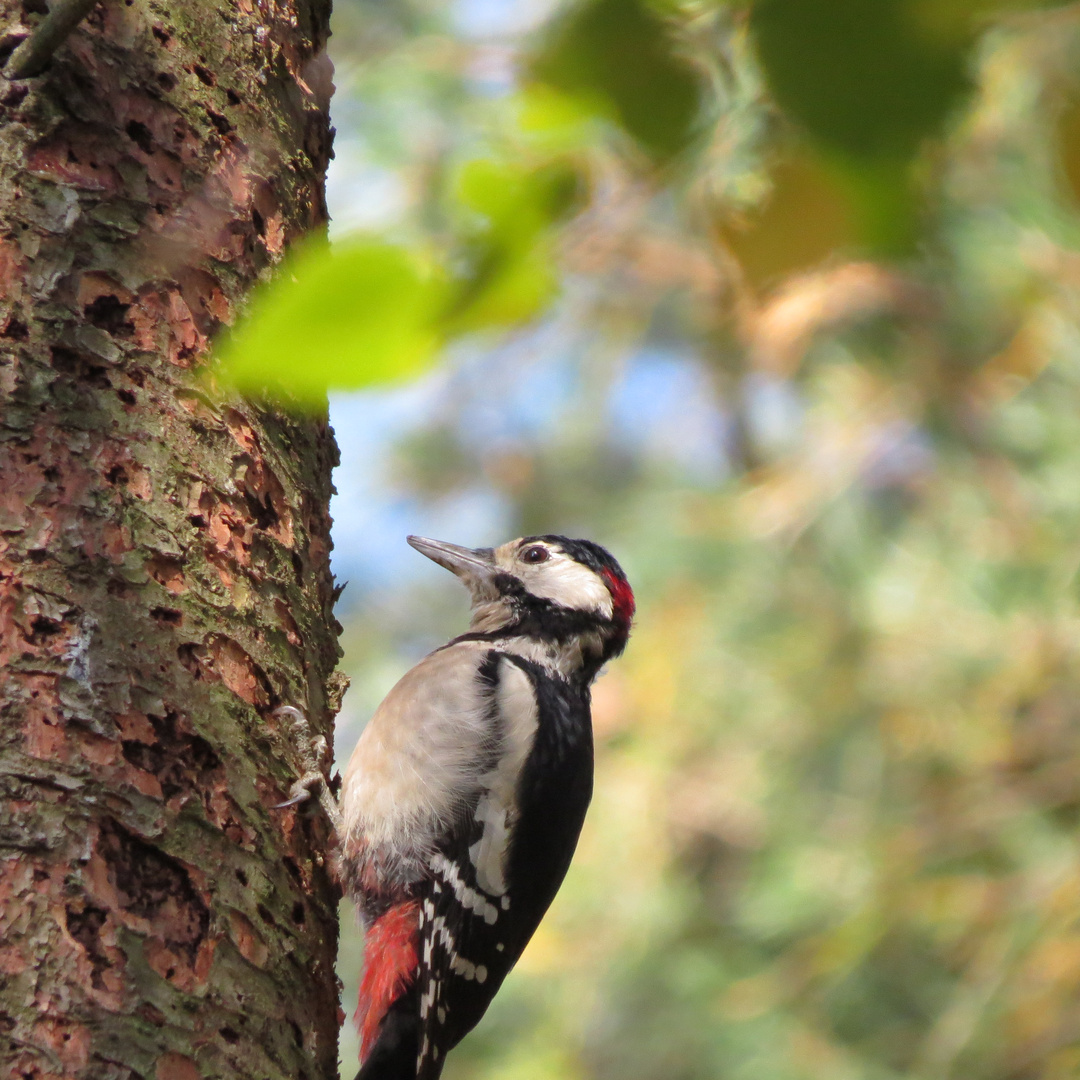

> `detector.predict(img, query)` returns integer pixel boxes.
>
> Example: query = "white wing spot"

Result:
[437,1007,447,1024]
[450,954,479,980]
[420,975,437,1020]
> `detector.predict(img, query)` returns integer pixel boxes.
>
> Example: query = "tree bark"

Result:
[0,2,343,1078]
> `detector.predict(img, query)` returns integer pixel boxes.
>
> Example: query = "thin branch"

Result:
[4,0,98,80]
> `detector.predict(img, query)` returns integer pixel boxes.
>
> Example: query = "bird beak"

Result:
[407,536,498,591]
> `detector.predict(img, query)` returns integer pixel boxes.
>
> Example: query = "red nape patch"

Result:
[355,901,420,1062]
[603,569,635,626]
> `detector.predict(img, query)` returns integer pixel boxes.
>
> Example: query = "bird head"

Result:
[407,534,634,674]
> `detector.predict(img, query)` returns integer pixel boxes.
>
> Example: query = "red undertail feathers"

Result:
[356,900,420,1061]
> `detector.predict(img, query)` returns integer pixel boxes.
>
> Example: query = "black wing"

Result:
[413,654,594,1080]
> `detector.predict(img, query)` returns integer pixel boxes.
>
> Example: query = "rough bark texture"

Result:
[0,1,343,1078]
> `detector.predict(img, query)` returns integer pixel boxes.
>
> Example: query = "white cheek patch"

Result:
[521,557,614,617]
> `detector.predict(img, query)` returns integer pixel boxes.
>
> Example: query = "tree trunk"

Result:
[0,2,343,1078]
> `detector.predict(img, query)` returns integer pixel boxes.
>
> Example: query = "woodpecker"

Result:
[334,533,634,1080]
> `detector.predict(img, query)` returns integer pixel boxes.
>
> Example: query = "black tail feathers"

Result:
[355,995,443,1080]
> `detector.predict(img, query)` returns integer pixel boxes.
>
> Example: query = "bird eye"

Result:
[521,546,549,564]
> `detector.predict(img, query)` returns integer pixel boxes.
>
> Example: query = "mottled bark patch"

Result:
[0,0,342,1074]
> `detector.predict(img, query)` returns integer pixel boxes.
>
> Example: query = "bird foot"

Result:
[273,705,343,833]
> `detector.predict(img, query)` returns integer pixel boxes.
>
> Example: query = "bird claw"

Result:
[272,775,320,809]
[272,706,343,831]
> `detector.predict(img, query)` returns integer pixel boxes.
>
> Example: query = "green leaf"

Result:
[444,157,587,332]
[747,0,977,254]
[529,0,707,162]
[213,237,446,407]
[456,157,584,238]
[750,0,973,164]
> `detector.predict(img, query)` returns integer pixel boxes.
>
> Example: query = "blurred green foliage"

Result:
[213,237,445,405]
[214,155,587,400]
[529,0,708,161]
[226,0,1080,1076]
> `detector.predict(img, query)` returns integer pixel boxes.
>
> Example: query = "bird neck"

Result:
[465,597,613,683]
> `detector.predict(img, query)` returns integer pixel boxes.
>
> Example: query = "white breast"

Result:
[341,644,539,892]
[342,642,493,870]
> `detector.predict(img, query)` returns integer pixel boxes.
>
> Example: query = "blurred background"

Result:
[317,0,1080,1076]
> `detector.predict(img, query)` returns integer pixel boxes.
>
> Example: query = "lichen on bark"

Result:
[0,0,344,1077]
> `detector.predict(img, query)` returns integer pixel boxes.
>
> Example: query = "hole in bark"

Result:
[3,319,28,340]
[226,88,241,105]
[187,513,207,529]
[123,711,222,799]
[26,615,63,644]
[150,606,182,626]
[125,120,154,154]
[291,552,304,584]
[117,388,136,406]
[84,294,133,335]
[21,0,48,14]
[157,71,178,91]
[66,901,110,990]
[151,25,171,44]
[205,109,233,136]
[151,713,219,768]
[251,208,265,236]
[0,39,20,71]
[50,346,110,386]
[1,82,28,107]
[220,1027,240,1044]
[28,549,47,563]
[105,465,128,485]
[96,819,209,960]
[243,489,279,531]
[289,1020,303,1048]
[283,856,302,885]
[235,869,247,886]
[256,903,273,926]
[192,64,216,87]
[291,901,305,925]
[177,642,201,677]
[43,466,59,482]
